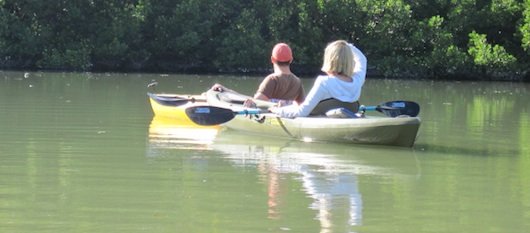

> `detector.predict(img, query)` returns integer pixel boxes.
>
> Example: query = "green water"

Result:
[1,71,529,233]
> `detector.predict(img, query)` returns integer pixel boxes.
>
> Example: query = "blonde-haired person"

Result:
[270,40,367,118]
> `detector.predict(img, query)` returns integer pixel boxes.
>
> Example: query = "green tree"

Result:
[266,0,324,71]
[89,1,143,70]
[413,15,469,78]
[356,0,418,77]
[0,0,529,79]
[468,31,517,78]
[521,0,530,54]
[35,0,95,70]
[215,7,268,71]
[0,0,46,68]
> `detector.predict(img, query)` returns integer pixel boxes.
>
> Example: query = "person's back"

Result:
[253,43,304,105]
[256,72,303,105]
[212,43,305,107]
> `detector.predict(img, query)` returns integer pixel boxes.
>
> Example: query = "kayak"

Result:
[147,115,420,176]
[147,92,207,125]
[205,90,421,147]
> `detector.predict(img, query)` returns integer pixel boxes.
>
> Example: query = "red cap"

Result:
[271,43,293,63]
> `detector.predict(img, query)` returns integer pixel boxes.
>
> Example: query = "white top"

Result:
[272,44,367,118]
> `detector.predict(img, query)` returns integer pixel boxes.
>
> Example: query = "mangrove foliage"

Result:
[1,0,529,81]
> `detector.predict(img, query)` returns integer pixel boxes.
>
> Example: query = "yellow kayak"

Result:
[147,92,208,125]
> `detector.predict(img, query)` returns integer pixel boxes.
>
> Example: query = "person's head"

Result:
[321,40,354,77]
[271,43,293,66]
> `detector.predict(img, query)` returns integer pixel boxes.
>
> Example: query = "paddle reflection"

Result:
[147,117,419,232]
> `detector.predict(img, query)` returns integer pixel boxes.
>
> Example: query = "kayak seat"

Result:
[325,108,363,118]
[311,98,360,116]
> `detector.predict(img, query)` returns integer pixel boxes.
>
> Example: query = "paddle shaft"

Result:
[234,101,416,116]
[148,92,206,107]
[186,100,419,126]
[360,101,419,117]
[234,109,263,115]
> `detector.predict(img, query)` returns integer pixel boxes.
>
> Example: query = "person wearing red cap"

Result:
[211,43,305,107]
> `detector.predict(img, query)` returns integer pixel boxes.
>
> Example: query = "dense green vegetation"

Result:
[1,0,529,81]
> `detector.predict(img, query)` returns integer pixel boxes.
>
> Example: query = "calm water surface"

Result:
[1,71,529,233]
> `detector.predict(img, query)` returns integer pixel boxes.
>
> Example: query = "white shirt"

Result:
[272,44,367,118]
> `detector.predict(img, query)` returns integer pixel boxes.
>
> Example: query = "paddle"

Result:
[147,92,204,107]
[360,100,420,117]
[186,100,420,126]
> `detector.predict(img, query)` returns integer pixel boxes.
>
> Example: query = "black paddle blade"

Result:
[377,101,420,117]
[185,106,235,125]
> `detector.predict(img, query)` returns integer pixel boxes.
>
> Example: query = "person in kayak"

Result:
[270,40,367,118]
[211,43,305,107]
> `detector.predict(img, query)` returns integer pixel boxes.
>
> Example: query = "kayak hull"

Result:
[206,90,421,147]
[226,114,420,147]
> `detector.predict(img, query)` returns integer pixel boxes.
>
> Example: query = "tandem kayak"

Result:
[147,92,207,125]
[205,90,421,147]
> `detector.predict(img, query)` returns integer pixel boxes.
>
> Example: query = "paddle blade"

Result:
[377,101,420,117]
[185,106,235,125]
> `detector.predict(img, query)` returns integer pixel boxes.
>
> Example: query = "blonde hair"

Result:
[320,40,354,77]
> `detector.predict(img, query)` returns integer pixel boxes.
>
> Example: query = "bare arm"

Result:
[253,92,270,101]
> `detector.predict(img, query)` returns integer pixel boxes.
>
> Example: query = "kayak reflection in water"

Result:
[299,164,363,230]
[217,143,363,231]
